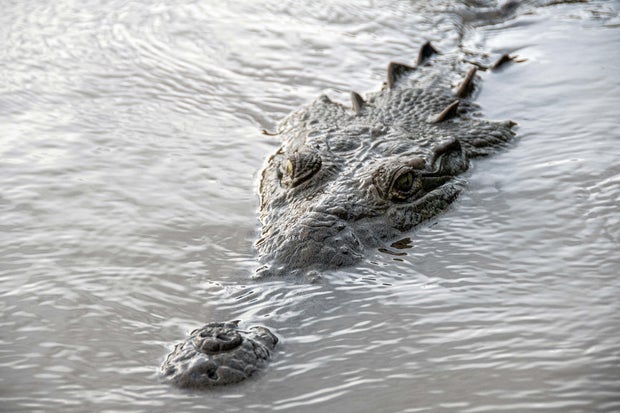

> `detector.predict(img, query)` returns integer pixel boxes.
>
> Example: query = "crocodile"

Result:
[160,41,515,388]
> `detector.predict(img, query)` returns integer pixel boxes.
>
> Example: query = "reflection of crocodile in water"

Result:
[161,41,516,388]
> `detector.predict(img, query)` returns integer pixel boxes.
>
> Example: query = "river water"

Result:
[1,1,619,412]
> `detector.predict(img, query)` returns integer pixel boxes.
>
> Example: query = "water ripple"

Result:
[1,0,619,412]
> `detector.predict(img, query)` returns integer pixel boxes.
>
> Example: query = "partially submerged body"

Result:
[161,42,515,388]
[255,44,514,276]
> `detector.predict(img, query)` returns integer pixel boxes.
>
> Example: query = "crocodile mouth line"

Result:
[417,177,462,207]
[419,174,453,196]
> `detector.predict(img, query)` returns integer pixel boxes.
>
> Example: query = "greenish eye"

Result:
[389,169,421,200]
[373,163,425,200]
[394,172,414,192]
[285,159,294,177]
[281,150,322,187]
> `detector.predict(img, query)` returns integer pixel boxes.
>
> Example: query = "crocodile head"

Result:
[257,126,469,275]
[256,47,514,276]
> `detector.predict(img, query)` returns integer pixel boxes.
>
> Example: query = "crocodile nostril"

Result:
[194,326,243,354]
[162,321,278,388]
[205,367,218,381]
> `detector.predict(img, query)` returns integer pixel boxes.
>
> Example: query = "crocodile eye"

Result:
[390,169,421,200]
[281,150,322,187]
[394,172,413,192]
[285,159,294,177]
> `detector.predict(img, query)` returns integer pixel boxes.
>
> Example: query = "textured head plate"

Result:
[161,322,278,388]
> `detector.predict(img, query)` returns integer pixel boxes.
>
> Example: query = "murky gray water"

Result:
[1,1,619,412]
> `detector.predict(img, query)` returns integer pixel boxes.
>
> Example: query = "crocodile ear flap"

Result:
[417,41,438,65]
[387,62,415,89]
[350,91,366,113]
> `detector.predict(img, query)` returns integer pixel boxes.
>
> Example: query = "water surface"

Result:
[1,1,619,412]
